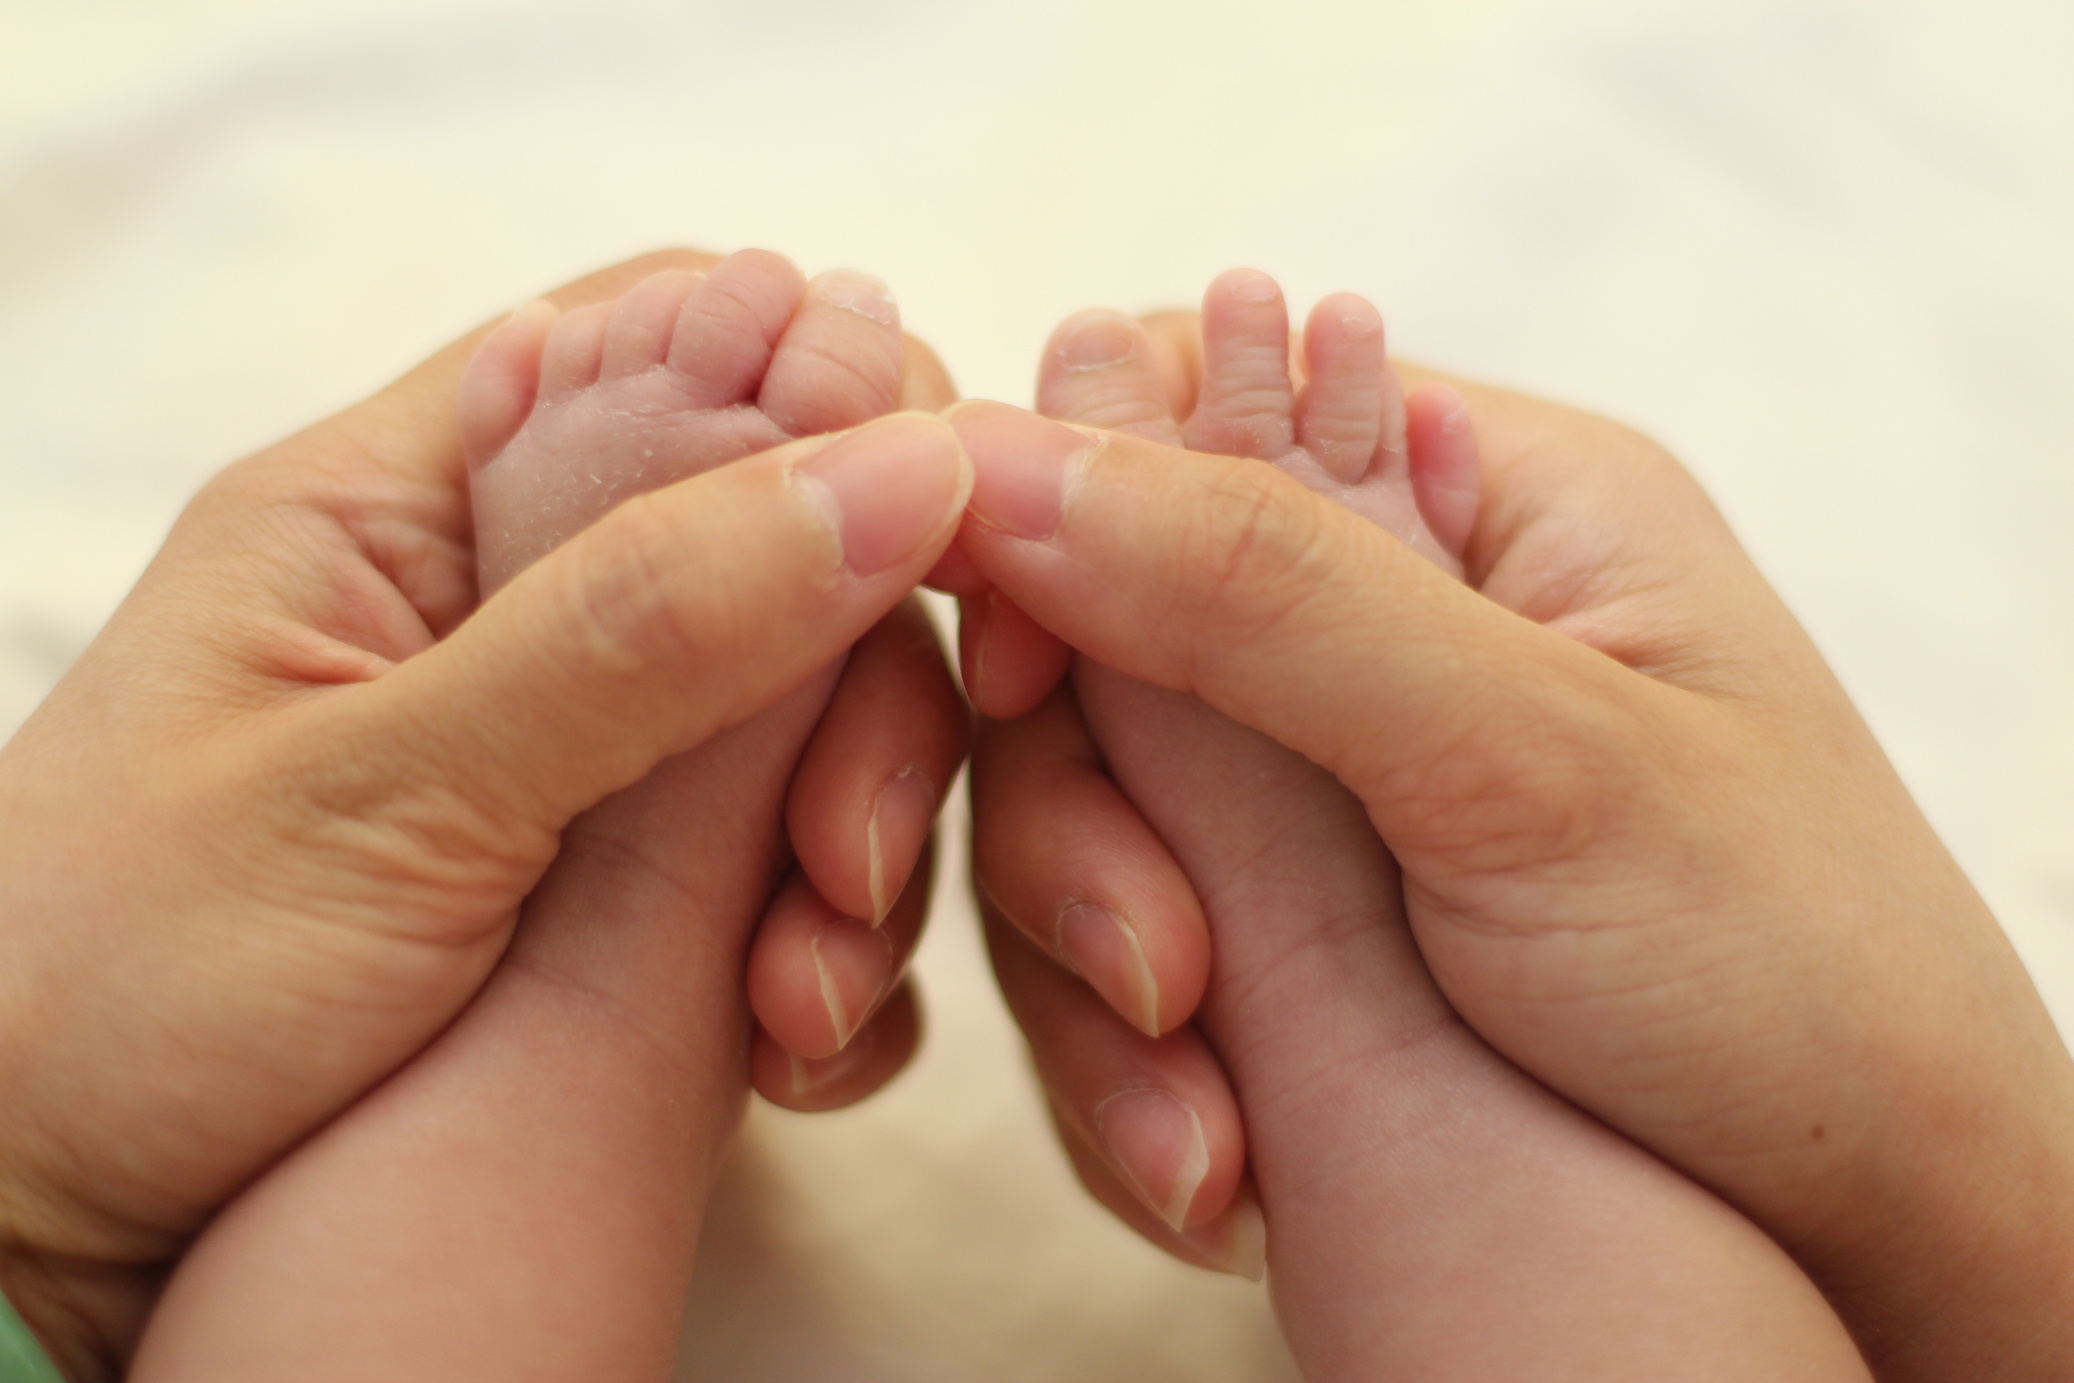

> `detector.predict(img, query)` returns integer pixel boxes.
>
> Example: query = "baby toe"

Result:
[535,300,615,404]
[1405,382,1482,565]
[598,269,705,380]
[758,270,906,438]
[458,300,556,468]
[664,248,805,410]
[1185,269,1297,460]
[1036,310,1184,444]
[1296,293,1398,485]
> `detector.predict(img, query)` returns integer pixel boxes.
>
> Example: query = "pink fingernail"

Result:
[1094,1088,1211,1233]
[866,767,936,925]
[788,1027,873,1095]
[1057,902,1161,1037]
[792,414,970,576]
[946,402,1091,541]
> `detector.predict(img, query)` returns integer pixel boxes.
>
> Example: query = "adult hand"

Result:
[0,250,970,1379]
[956,375,2074,1383]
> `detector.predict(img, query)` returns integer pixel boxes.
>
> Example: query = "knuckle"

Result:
[1172,464,1330,642]
[1385,673,1665,882]
[250,722,553,947]
[560,494,739,687]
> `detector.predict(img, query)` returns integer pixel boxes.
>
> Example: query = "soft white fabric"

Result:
[2,1,2068,1376]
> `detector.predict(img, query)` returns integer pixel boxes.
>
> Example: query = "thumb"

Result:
[339,412,970,837]
[945,402,1659,846]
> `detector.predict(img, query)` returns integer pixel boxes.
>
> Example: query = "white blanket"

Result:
[4,0,2069,1376]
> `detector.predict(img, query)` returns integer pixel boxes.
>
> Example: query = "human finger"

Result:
[319,413,971,868]
[1051,1118,1265,1283]
[785,598,967,926]
[747,836,933,1064]
[983,908,1253,1273]
[970,684,1210,1038]
[954,306,1189,719]
[944,401,1618,840]
[956,588,1073,719]
[749,979,922,1112]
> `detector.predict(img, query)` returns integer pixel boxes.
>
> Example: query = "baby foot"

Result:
[1038,268,1478,578]
[1039,275,1862,1378]
[462,249,905,591]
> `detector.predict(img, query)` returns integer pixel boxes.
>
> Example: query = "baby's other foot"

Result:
[460,249,905,591]
[1037,269,1478,576]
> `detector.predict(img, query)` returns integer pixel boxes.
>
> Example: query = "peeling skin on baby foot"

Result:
[457,251,907,594]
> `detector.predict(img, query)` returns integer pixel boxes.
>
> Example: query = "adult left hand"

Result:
[0,250,967,1380]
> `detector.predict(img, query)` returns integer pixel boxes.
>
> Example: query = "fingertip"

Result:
[791,412,973,579]
[923,534,990,597]
[750,981,922,1112]
[964,591,1073,720]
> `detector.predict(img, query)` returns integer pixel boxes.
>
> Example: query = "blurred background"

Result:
[3,1,2069,1377]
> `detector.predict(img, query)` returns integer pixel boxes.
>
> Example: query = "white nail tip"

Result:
[865,805,888,926]
[1221,1198,1268,1282]
[811,932,855,1051]
[1110,910,1161,1036]
[1162,1103,1210,1233]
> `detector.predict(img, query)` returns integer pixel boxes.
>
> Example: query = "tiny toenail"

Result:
[1338,312,1382,339]
[1228,273,1279,304]
[1058,318,1136,372]
[817,271,898,325]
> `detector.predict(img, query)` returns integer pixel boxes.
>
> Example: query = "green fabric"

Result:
[0,1290,63,1383]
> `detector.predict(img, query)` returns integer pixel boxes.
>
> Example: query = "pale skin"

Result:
[954,323,2074,1381]
[2,251,2068,1380]
[0,249,972,1381]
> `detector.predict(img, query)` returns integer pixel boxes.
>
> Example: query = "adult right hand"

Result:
[956,375,2074,1383]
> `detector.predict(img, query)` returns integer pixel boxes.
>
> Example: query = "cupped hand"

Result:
[956,375,2074,1383]
[0,251,970,1378]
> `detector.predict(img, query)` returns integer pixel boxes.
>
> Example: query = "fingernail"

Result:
[1184,1192,1267,1282]
[1054,312,1136,371]
[789,1020,875,1095]
[809,930,857,1051]
[807,919,896,1053]
[1094,1088,1210,1232]
[867,766,936,925]
[958,592,991,707]
[1057,902,1161,1037]
[792,414,971,577]
[945,401,1092,541]
[815,270,898,326]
